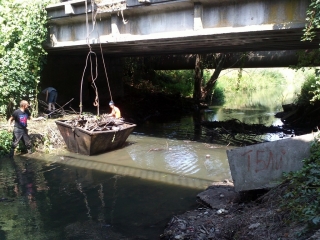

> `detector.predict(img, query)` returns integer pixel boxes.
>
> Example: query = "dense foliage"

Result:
[281,1,320,234]
[124,69,196,97]
[296,71,319,105]
[215,69,284,92]
[153,70,196,97]
[296,0,320,103]
[303,0,320,42]
[0,0,53,117]
[213,69,288,106]
[0,130,11,157]
[123,56,200,97]
[283,134,320,229]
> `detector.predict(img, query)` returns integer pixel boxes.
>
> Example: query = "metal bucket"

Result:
[55,120,136,155]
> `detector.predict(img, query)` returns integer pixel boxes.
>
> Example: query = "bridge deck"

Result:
[46,0,319,56]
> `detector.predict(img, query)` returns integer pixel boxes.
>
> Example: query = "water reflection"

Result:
[205,107,281,126]
[0,157,203,239]
[0,157,58,239]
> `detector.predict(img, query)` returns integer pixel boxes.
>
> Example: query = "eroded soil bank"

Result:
[161,181,319,240]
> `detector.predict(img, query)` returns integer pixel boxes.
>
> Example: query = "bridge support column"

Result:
[194,2,203,31]
[111,14,120,35]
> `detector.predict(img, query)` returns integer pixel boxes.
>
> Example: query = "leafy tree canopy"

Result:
[293,1,320,104]
[303,0,320,42]
[0,0,55,117]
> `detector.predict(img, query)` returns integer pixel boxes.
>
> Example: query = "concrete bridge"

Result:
[46,0,318,56]
[42,0,317,105]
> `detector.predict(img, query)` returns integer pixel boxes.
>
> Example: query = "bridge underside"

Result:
[47,28,320,56]
[42,0,320,105]
[46,0,320,57]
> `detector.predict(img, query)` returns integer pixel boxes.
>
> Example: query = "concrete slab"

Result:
[226,133,316,192]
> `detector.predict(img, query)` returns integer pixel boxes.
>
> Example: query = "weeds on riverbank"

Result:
[0,130,11,157]
[282,133,320,233]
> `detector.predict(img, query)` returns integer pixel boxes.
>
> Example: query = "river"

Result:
[0,101,287,239]
[0,60,308,239]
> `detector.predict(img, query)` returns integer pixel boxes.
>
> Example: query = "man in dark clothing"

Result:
[42,87,57,111]
[7,100,43,158]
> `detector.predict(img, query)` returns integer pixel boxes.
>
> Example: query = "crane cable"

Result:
[79,0,115,116]
[80,0,99,115]
[99,38,113,103]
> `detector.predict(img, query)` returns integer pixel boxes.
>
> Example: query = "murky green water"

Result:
[0,93,285,239]
[0,156,203,239]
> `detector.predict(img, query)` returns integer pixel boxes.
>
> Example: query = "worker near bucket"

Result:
[7,100,45,158]
[42,87,57,112]
[108,101,121,118]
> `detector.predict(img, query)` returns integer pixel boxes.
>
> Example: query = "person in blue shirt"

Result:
[42,87,57,112]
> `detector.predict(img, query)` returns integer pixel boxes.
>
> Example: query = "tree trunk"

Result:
[202,53,226,101]
[193,54,203,104]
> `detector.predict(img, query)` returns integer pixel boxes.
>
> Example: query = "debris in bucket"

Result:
[65,114,127,132]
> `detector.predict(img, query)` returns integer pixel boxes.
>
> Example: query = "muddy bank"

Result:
[161,181,318,240]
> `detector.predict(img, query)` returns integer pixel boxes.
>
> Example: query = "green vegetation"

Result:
[124,67,197,97]
[213,68,305,107]
[297,0,320,103]
[123,55,215,98]
[283,134,320,229]
[278,1,320,235]
[0,126,37,157]
[303,0,320,42]
[153,70,195,97]
[214,69,284,92]
[0,0,53,117]
[296,71,320,105]
[0,0,56,156]
[0,130,11,157]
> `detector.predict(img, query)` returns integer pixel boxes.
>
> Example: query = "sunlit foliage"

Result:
[303,0,320,42]
[0,130,11,157]
[0,0,54,117]
[296,71,320,105]
[283,133,320,229]
[213,69,304,106]
[296,1,320,104]
[280,1,320,234]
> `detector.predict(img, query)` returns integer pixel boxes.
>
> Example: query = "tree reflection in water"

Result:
[0,157,56,239]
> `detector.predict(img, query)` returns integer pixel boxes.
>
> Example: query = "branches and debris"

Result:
[201,119,295,146]
[64,114,128,132]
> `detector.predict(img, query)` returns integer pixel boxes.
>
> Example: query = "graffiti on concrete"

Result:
[241,148,286,173]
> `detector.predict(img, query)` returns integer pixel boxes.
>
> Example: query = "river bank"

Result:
[161,180,319,240]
